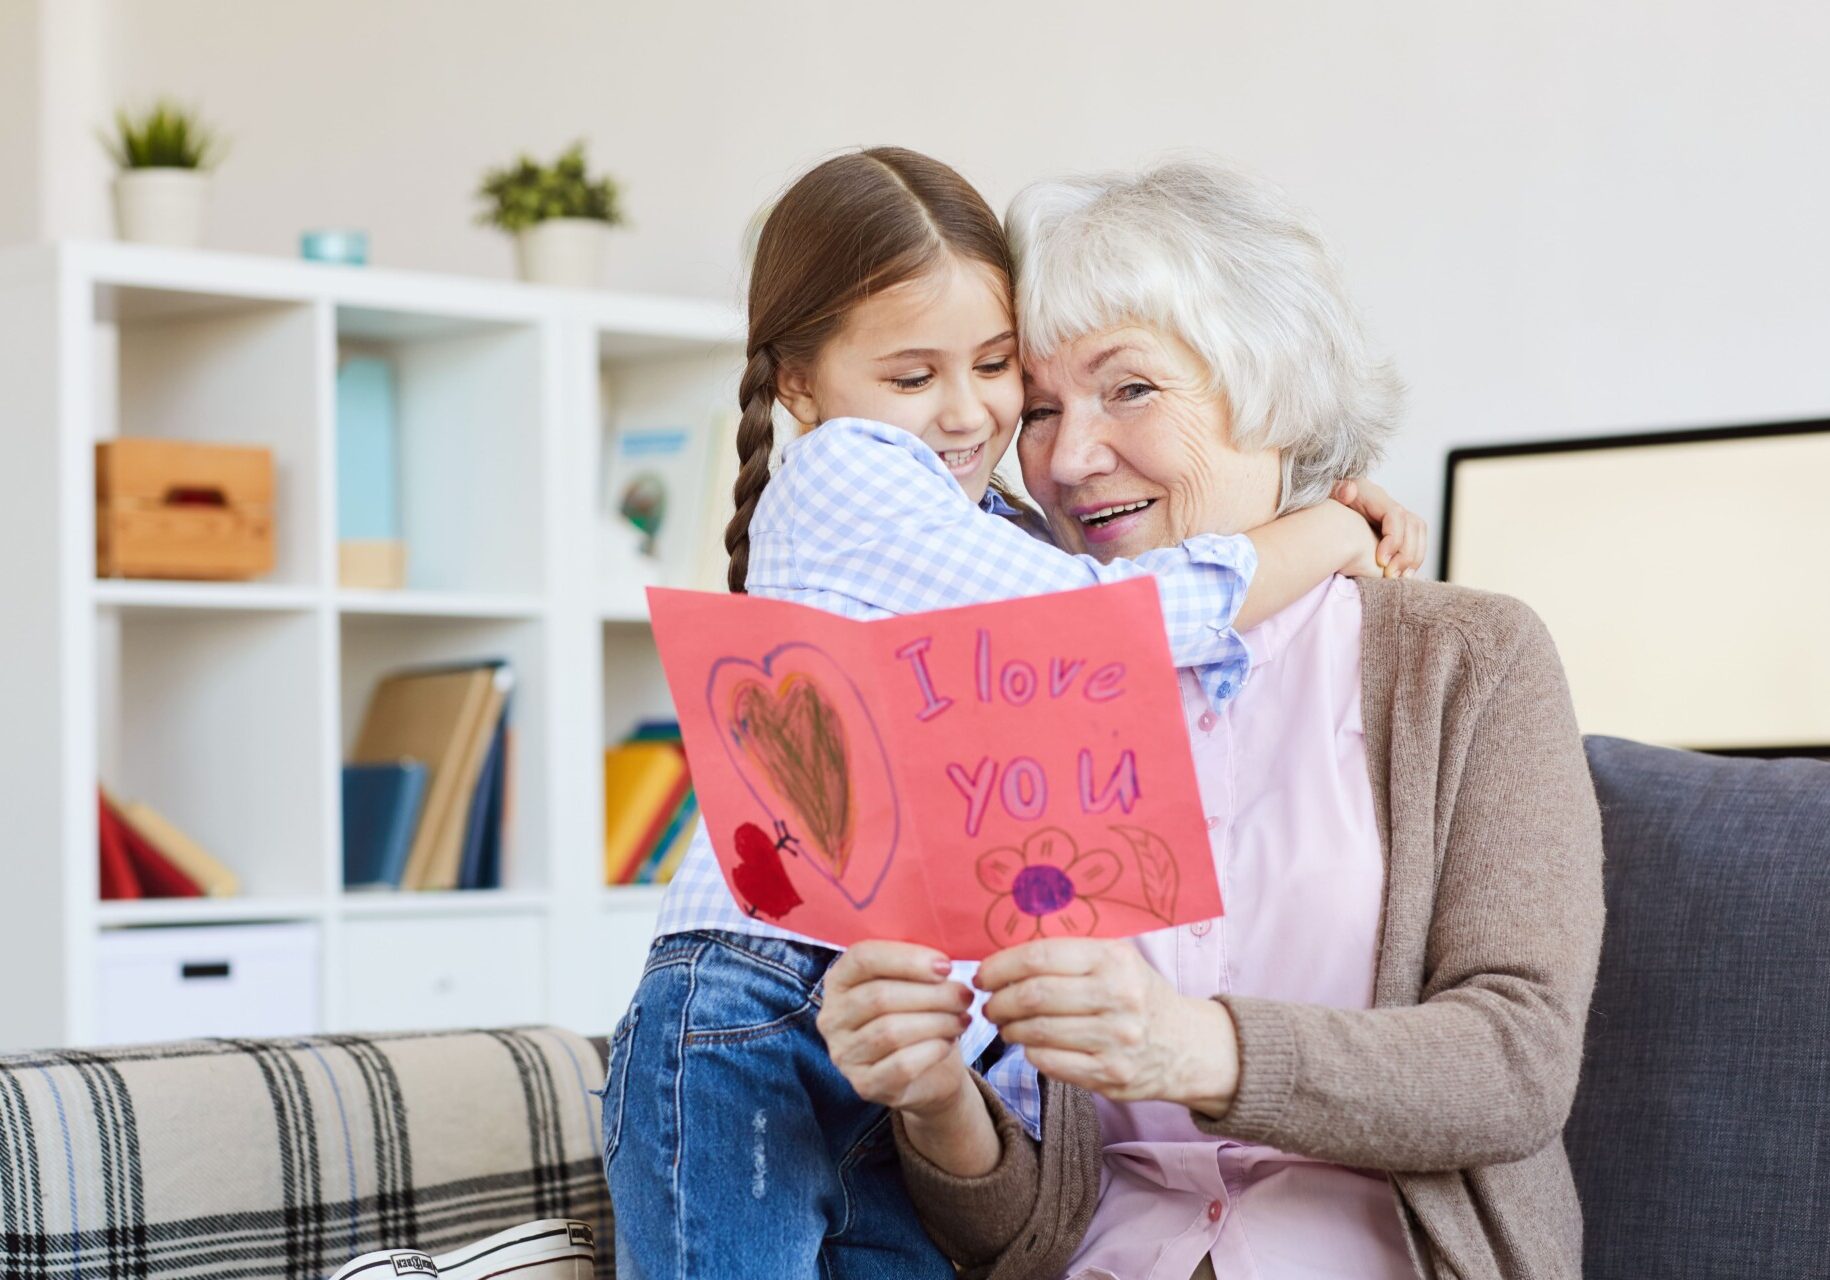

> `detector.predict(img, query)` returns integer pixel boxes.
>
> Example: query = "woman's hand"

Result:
[817,941,1003,1177]
[977,938,1241,1118]
[818,940,975,1119]
[1334,478,1428,578]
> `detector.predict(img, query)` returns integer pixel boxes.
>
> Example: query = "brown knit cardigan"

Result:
[893,579,1606,1280]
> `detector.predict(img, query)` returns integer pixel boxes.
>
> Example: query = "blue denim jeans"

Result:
[602,930,955,1280]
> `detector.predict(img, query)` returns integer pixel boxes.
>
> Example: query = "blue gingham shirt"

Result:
[651,417,1257,1093]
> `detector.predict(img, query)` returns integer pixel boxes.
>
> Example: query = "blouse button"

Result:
[1206,1198,1223,1222]
[1197,710,1218,733]
[1190,920,1212,938]
[1205,815,1220,831]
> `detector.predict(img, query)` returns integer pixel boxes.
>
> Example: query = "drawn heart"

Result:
[731,822,803,920]
[709,642,900,910]
[731,674,854,876]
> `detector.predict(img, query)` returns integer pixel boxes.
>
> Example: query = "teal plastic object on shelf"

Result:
[301,229,369,265]
[336,356,401,541]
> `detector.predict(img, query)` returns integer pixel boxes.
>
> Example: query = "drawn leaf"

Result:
[1113,825,1179,922]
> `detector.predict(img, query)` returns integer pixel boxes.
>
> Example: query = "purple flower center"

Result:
[1011,864,1076,917]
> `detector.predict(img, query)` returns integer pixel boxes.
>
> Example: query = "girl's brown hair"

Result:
[724,146,1013,592]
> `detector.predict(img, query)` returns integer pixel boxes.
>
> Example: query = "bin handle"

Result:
[163,486,229,508]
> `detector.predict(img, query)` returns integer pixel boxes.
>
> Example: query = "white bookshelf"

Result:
[0,240,742,1053]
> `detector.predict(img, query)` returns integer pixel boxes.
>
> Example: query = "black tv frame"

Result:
[1439,414,1830,760]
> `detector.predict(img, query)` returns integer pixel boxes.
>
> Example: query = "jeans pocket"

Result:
[680,936,827,1044]
[599,1003,640,1165]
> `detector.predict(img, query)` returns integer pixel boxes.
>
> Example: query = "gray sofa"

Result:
[1567,737,1830,1278]
[2,739,1825,1279]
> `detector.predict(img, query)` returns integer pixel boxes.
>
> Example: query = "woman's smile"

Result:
[1073,497,1159,544]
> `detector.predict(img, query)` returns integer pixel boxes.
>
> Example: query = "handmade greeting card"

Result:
[647,578,1222,959]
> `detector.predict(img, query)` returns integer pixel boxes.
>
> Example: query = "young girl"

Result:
[603,147,1423,1278]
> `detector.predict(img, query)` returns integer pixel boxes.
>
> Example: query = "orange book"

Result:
[620,772,691,885]
[420,667,513,891]
[603,742,688,884]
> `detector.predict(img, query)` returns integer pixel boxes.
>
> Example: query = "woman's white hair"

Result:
[1007,160,1403,512]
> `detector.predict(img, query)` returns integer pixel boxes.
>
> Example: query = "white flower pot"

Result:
[112,169,211,247]
[514,218,609,288]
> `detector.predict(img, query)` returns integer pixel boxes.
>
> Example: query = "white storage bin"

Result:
[337,914,545,1032]
[96,922,320,1044]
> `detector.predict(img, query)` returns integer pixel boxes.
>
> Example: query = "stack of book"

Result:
[604,720,698,886]
[344,658,513,892]
[98,788,240,900]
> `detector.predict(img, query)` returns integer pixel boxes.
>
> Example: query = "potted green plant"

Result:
[476,141,625,287]
[99,100,225,248]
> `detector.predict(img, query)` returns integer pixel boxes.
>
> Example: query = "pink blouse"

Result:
[1066,577,1416,1280]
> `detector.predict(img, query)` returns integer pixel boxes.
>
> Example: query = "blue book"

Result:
[343,762,428,889]
[473,761,505,891]
[628,719,681,743]
[458,702,508,891]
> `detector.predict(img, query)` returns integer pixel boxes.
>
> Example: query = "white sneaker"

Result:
[328,1248,439,1279]
[434,1219,596,1280]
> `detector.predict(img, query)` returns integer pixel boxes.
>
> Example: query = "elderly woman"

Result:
[816,161,1605,1280]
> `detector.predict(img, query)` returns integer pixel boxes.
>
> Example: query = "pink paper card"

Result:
[647,578,1223,959]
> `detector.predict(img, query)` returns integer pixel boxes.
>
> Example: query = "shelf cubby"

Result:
[98,290,325,588]
[335,307,548,597]
[338,612,551,893]
[96,606,330,900]
[591,342,737,613]
[599,626,676,747]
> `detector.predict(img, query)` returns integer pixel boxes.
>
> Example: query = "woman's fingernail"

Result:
[931,957,952,977]
[958,1012,972,1028]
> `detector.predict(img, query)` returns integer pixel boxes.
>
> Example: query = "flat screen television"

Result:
[1441,418,1830,754]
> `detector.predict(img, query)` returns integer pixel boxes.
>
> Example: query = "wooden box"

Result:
[95,439,276,580]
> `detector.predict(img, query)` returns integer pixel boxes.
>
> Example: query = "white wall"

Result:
[42,0,1830,533]
[0,0,44,245]
[37,0,113,241]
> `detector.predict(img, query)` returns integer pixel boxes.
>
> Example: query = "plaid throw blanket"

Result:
[0,1028,611,1280]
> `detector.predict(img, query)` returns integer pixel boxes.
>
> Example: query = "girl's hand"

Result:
[977,938,1240,1117]
[1333,478,1428,578]
[816,940,975,1122]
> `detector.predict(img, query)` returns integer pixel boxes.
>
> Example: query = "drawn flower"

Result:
[978,828,1122,947]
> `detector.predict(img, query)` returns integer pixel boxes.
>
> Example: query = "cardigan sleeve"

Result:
[1195,598,1606,1171]
[893,1071,1102,1280]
